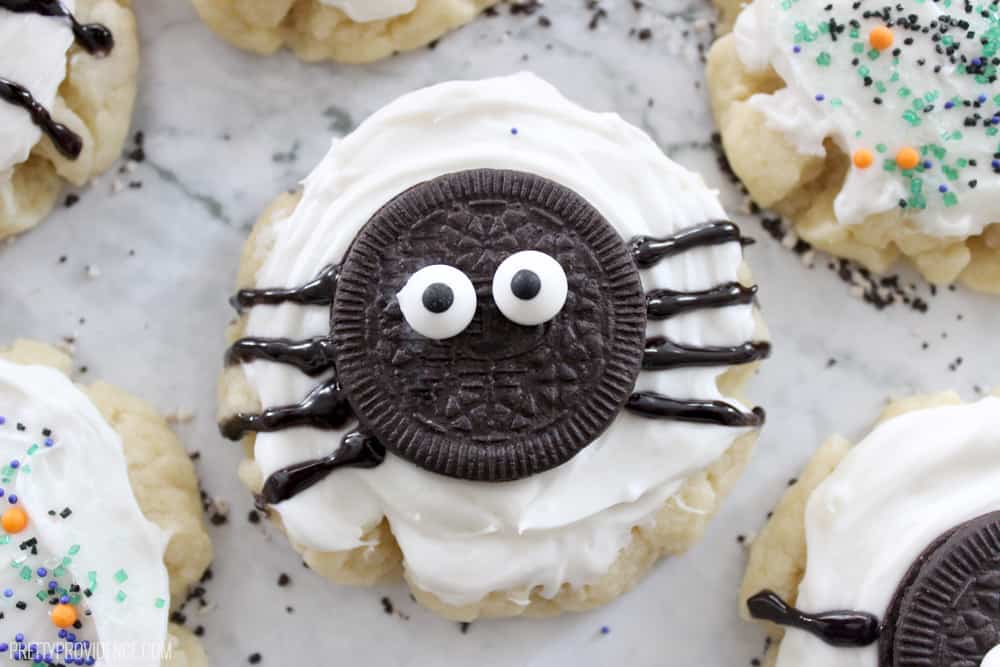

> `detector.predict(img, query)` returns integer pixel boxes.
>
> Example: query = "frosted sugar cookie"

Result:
[218,73,770,621]
[740,391,1000,667]
[0,340,211,666]
[0,1,139,239]
[708,0,1000,292]
[190,0,499,63]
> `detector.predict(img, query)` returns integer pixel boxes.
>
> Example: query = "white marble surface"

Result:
[1,1,998,665]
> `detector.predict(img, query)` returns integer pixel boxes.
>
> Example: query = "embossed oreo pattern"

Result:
[333,169,647,482]
[882,511,1000,667]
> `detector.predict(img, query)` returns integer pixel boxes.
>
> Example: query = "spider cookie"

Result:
[740,390,1000,667]
[190,0,498,64]
[0,340,211,666]
[707,0,1000,293]
[0,0,139,240]
[218,72,771,620]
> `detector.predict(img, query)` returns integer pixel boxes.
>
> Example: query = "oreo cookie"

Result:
[332,169,646,482]
[881,510,1000,667]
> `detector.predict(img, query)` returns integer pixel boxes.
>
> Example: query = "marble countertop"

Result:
[1,0,998,664]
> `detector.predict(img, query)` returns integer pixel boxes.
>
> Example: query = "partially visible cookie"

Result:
[0,339,211,666]
[191,0,498,63]
[707,0,1000,293]
[0,0,139,240]
[740,390,1000,667]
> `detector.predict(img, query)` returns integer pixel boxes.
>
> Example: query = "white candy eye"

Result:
[397,265,476,340]
[492,251,568,326]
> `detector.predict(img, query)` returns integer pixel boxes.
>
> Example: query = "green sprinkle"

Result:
[943,165,959,181]
[868,48,881,60]
[115,590,127,603]
[35,591,47,602]
[902,110,922,127]
[0,536,11,546]
[816,51,832,66]
[155,597,166,609]
[943,192,959,207]
[88,571,98,593]
[26,445,38,456]
[876,143,888,153]
[68,545,80,556]
[114,569,128,584]
[62,557,72,567]
[53,566,65,577]
[883,159,897,172]
[852,42,865,54]
[988,127,999,137]
[19,566,31,581]
[898,87,911,98]
[830,98,843,108]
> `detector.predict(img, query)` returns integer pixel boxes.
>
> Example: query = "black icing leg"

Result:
[230,264,340,313]
[260,432,386,505]
[645,283,757,320]
[746,590,881,648]
[625,391,765,427]
[220,379,353,441]
[225,336,337,376]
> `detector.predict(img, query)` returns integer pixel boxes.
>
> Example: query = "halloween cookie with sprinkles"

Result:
[707,0,1000,293]
[0,0,139,240]
[218,72,771,620]
[190,0,498,64]
[738,389,1000,667]
[0,339,212,666]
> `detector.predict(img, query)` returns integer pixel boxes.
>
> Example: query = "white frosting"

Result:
[0,1,75,183]
[0,360,170,666]
[492,251,568,326]
[397,264,477,340]
[241,73,759,605]
[318,0,416,22]
[985,646,1000,667]
[732,0,1000,238]
[775,396,1000,667]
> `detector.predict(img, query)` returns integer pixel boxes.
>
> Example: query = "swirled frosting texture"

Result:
[777,396,1000,667]
[0,360,170,666]
[733,0,1000,238]
[318,0,416,22]
[0,0,74,175]
[242,72,758,605]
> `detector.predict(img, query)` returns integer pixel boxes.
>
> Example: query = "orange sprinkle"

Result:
[853,148,874,169]
[1,507,27,534]
[895,146,920,170]
[51,603,77,629]
[869,25,894,51]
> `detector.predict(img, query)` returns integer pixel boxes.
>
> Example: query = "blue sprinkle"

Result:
[36,568,46,577]
[8,495,17,505]
[59,595,69,604]
[993,159,1000,169]
[48,581,57,590]
[510,128,518,135]
[979,93,988,103]
[57,630,66,639]
[939,184,949,193]
[815,93,825,101]
[945,100,955,109]
[0,643,6,651]
[793,45,802,53]
[43,438,53,447]
[973,58,983,66]
[14,634,23,642]
[3,589,12,598]
[923,160,933,169]
[0,417,5,425]
[600,625,611,635]
[8,461,18,470]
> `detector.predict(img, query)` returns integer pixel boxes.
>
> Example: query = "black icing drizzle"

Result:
[220,378,353,441]
[630,221,747,269]
[225,336,336,377]
[626,392,765,427]
[230,264,339,313]
[642,338,771,370]
[260,431,386,505]
[0,0,114,55]
[0,1,116,161]
[0,78,81,159]
[746,590,881,648]
[646,283,757,320]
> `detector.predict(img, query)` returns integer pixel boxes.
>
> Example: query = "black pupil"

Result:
[510,269,542,301]
[422,283,454,314]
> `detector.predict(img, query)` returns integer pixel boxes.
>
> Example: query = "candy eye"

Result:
[492,251,568,326]
[397,265,477,339]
